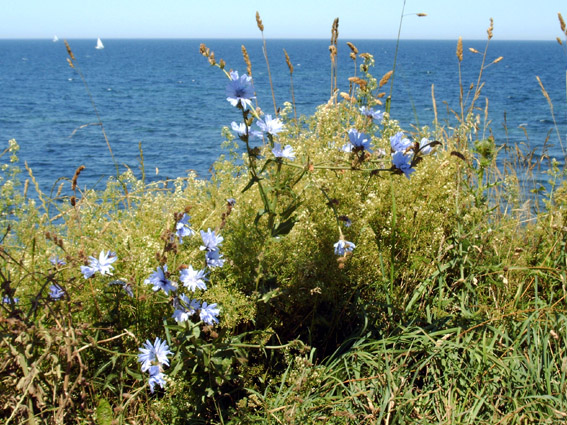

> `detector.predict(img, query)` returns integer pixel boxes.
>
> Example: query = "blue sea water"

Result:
[0,39,566,194]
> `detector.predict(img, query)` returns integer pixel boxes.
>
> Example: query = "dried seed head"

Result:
[329,45,337,60]
[283,49,293,74]
[199,43,209,56]
[487,18,494,40]
[219,59,226,69]
[456,37,463,62]
[70,195,76,206]
[417,13,427,17]
[492,56,503,64]
[331,18,339,45]
[256,11,264,32]
[348,76,367,89]
[339,92,352,101]
[55,182,64,198]
[66,58,75,69]
[378,70,393,88]
[559,13,566,33]
[557,37,563,46]
[350,52,356,61]
[208,51,216,66]
[469,47,480,54]
[346,42,358,54]
[71,165,85,191]
[64,40,75,61]
[241,45,252,76]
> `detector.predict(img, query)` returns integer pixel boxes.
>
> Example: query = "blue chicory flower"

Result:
[257,115,285,136]
[2,296,19,304]
[226,71,255,110]
[175,213,194,244]
[49,284,65,300]
[172,294,200,323]
[80,250,117,279]
[390,131,413,153]
[392,151,415,179]
[342,129,373,153]
[144,265,177,295]
[334,239,356,256]
[227,198,236,206]
[419,137,432,155]
[148,365,166,393]
[179,265,208,292]
[231,122,262,140]
[50,255,66,266]
[272,143,295,160]
[138,337,173,372]
[199,302,220,325]
[359,106,385,122]
[205,250,225,268]
[200,229,223,252]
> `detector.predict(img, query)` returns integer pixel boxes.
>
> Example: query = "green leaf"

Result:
[271,217,296,237]
[241,175,260,193]
[95,398,113,425]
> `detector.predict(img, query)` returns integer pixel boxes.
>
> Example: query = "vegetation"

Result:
[1,11,567,425]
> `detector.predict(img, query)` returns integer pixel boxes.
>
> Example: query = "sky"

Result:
[1,0,566,41]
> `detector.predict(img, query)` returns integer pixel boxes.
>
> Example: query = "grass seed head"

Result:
[241,45,252,76]
[456,37,463,62]
[559,12,566,33]
[256,11,264,32]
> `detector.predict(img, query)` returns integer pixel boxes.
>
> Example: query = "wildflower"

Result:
[231,122,262,140]
[342,129,372,153]
[138,337,173,372]
[359,106,385,122]
[226,71,255,110]
[172,294,200,323]
[80,250,117,278]
[2,296,19,304]
[257,115,285,136]
[148,365,166,393]
[50,255,66,266]
[334,239,356,256]
[200,229,223,252]
[392,151,415,179]
[199,302,220,325]
[390,131,412,153]
[144,265,177,295]
[205,250,225,268]
[227,198,236,206]
[175,213,194,244]
[419,137,432,155]
[272,143,295,160]
[49,284,65,300]
[180,265,208,292]
[339,215,352,227]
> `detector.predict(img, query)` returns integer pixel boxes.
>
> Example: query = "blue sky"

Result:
[1,0,565,40]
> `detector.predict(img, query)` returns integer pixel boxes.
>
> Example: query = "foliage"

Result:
[1,13,567,425]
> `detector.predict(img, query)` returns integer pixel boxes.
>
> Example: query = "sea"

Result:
[0,39,566,195]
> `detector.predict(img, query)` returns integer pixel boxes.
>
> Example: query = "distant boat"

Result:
[95,38,104,49]
[52,35,59,42]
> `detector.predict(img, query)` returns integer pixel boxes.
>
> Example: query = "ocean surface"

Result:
[0,39,566,194]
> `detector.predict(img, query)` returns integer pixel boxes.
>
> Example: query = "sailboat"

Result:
[95,38,104,49]
[52,35,59,42]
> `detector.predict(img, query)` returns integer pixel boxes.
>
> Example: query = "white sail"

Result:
[52,35,59,42]
[95,38,104,49]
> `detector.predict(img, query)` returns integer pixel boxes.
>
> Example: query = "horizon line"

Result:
[0,36,558,42]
